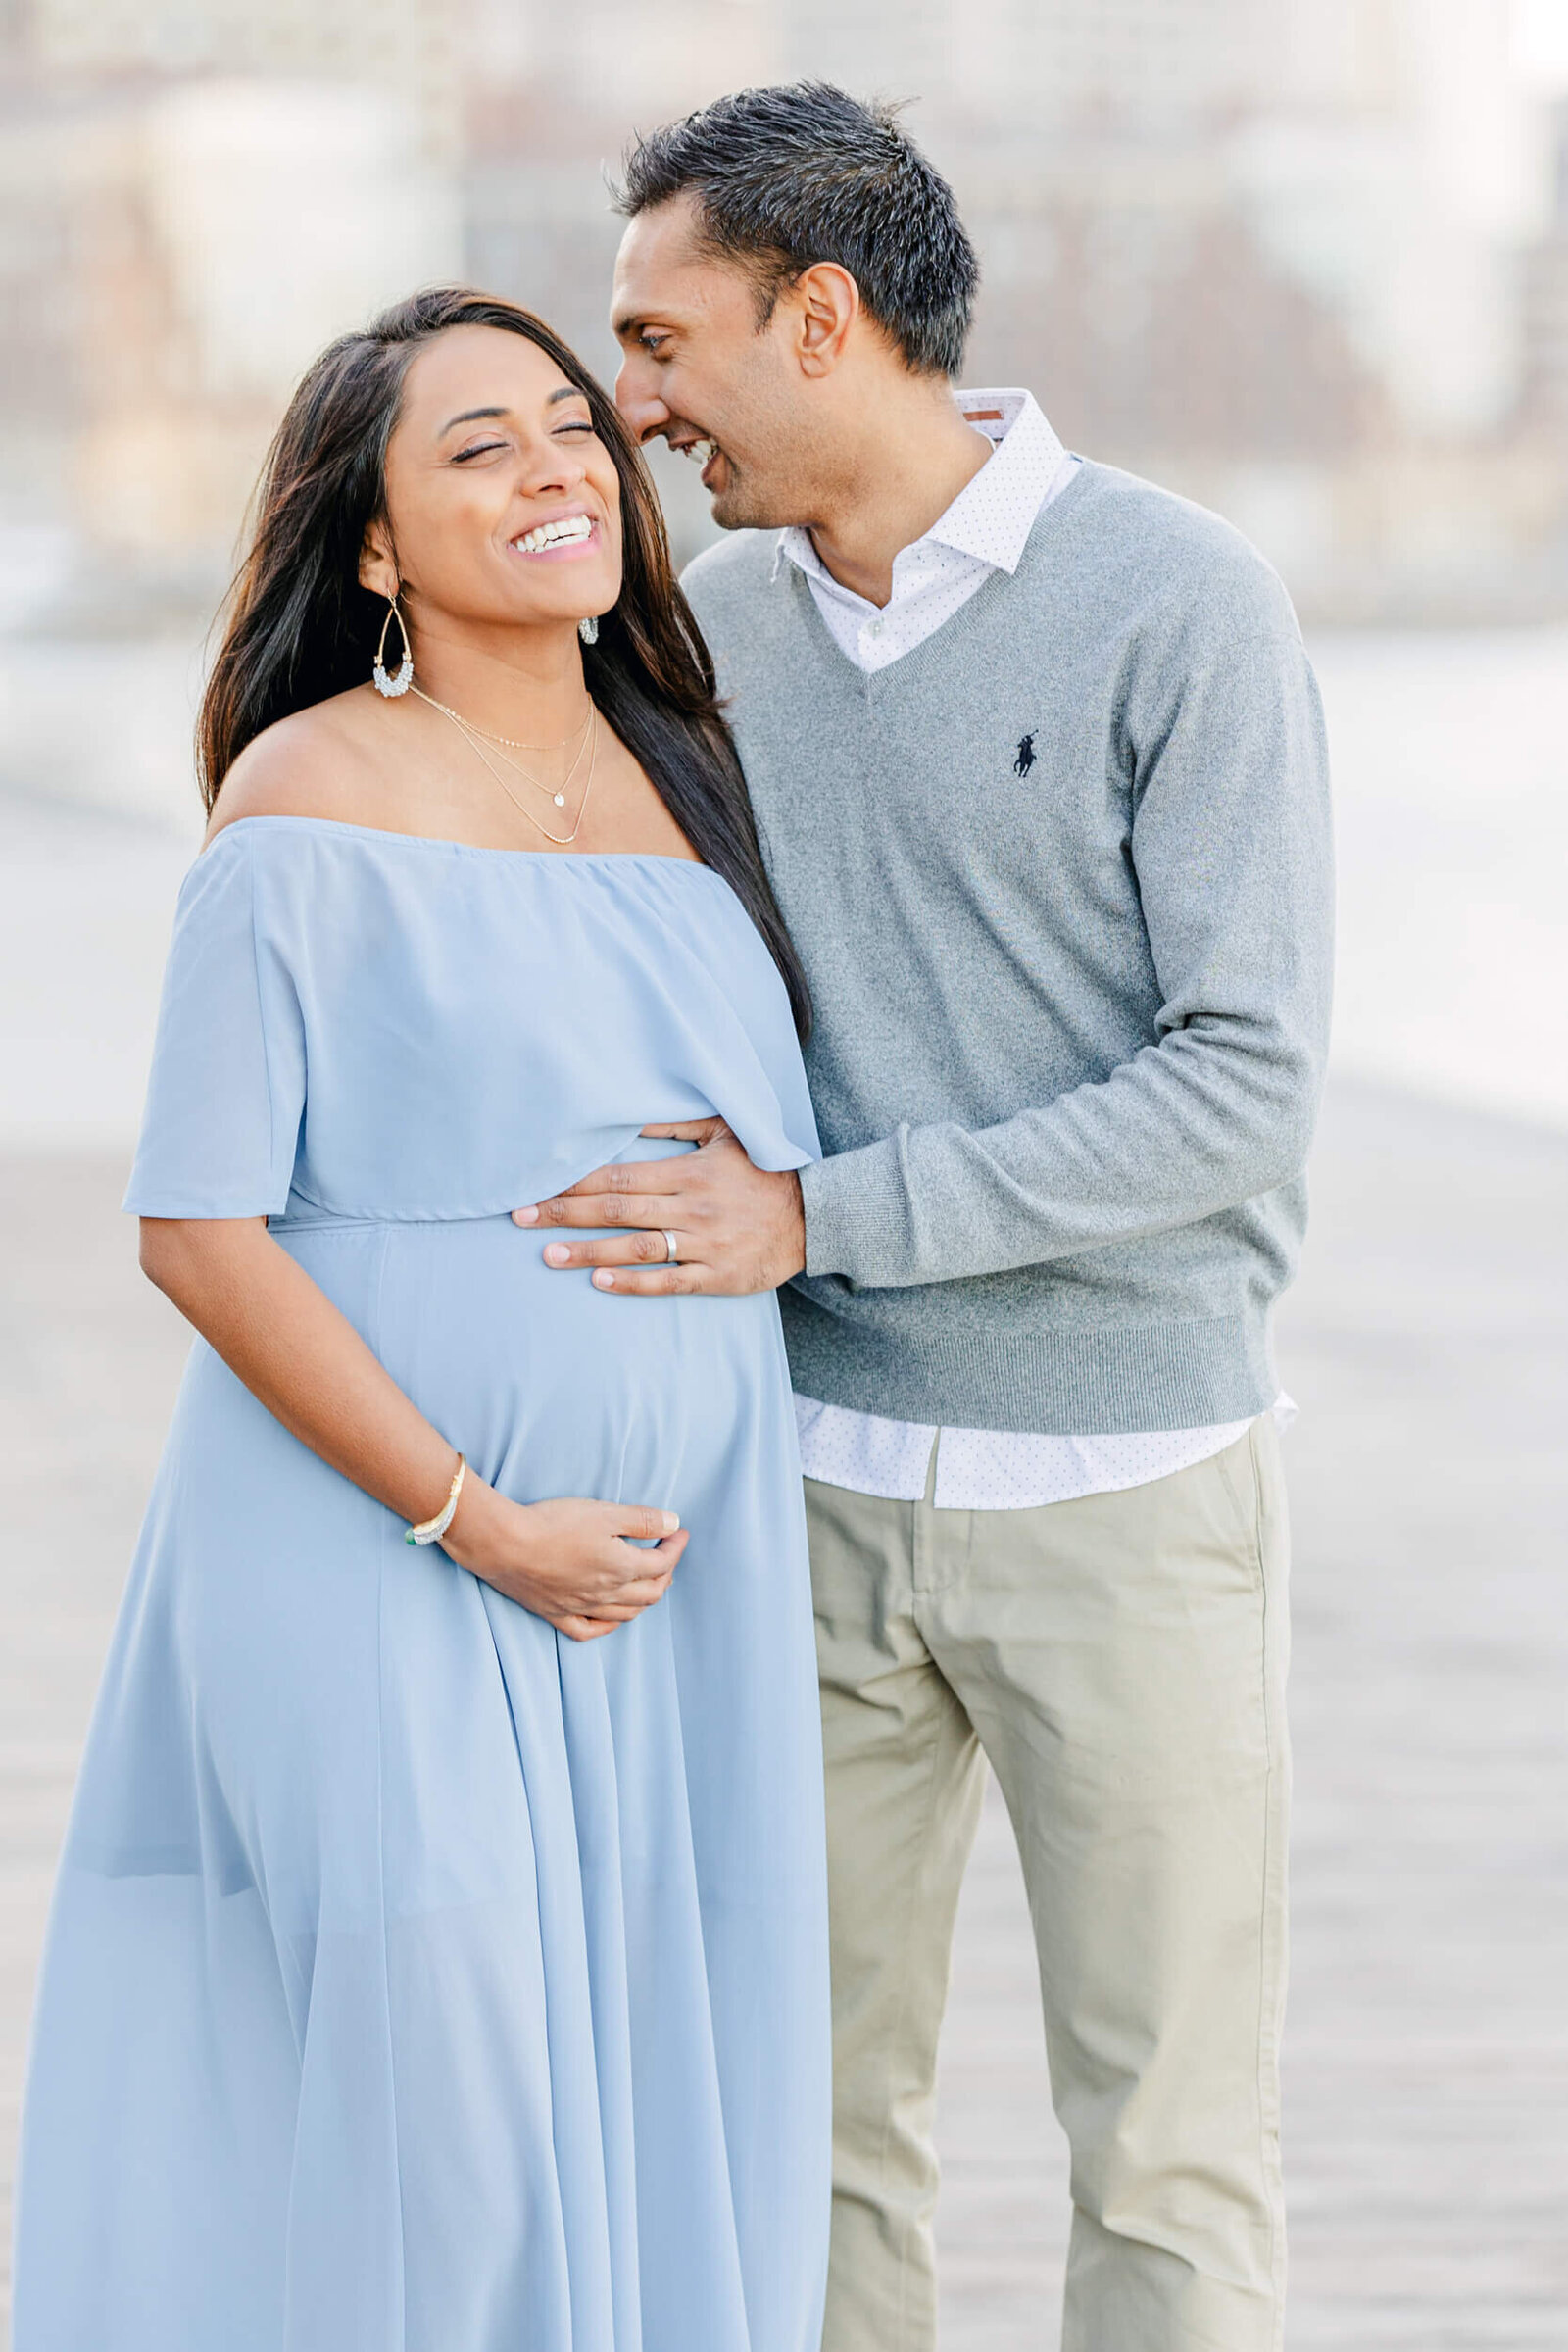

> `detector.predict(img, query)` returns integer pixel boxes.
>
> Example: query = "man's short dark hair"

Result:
[615,82,978,379]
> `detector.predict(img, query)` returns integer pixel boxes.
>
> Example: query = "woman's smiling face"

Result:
[365,322,623,638]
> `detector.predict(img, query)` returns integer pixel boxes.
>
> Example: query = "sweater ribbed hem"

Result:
[779,1292,1278,1436]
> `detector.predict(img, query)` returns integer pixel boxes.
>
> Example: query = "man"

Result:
[514,81,1332,2352]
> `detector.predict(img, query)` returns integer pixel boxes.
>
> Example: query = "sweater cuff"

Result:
[799,1138,907,1282]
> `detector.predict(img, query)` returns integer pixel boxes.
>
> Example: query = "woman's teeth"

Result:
[514,515,594,554]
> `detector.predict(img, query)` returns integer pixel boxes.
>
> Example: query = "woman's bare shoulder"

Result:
[205,690,388,842]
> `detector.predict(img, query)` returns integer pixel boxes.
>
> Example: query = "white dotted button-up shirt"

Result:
[780,387,1291,1511]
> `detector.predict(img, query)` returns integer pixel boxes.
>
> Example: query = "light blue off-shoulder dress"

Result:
[14,817,830,2352]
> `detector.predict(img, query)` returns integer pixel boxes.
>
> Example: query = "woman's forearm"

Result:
[135,1216,688,1640]
[139,1216,460,1527]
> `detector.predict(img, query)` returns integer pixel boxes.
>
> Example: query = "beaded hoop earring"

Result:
[372,593,414,697]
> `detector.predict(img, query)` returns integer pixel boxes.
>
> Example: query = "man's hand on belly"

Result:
[513,1119,807,1296]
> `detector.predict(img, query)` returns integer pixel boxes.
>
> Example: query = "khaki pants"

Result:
[808,1417,1291,2352]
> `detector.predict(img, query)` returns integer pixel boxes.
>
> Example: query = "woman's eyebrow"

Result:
[439,406,508,433]
[438,391,586,433]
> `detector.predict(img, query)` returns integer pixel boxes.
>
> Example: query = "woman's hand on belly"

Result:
[444,1479,689,1642]
[136,1218,686,1646]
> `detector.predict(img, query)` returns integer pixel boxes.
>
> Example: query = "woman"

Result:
[14,290,829,2352]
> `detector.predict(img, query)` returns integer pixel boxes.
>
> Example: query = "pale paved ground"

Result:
[2,1082,1566,2347]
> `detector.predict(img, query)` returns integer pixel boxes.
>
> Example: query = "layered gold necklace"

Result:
[411,686,599,847]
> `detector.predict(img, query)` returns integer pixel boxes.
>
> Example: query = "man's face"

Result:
[611,194,809,530]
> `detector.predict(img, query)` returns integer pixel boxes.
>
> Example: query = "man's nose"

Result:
[613,355,669,445]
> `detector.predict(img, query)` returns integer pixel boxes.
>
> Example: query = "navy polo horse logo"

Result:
[1013,730,1038,779]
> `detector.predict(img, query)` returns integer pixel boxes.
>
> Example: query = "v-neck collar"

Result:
[774,456,1097,690]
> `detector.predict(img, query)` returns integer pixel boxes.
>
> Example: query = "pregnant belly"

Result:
[275,1213,791,1514]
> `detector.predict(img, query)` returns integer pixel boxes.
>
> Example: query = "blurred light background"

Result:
[1,4,1566,2346]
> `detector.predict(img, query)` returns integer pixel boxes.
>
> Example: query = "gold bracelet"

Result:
[406,1453,466,1546]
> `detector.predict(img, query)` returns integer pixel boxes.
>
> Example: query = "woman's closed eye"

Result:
[453,421,592,463]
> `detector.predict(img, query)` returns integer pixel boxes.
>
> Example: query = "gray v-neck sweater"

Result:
[683,461,1334,1435]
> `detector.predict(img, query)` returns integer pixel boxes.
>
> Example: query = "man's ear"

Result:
[359,521,397,601]
[791,263,860,379]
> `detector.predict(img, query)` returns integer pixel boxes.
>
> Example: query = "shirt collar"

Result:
[771,388,1066,586]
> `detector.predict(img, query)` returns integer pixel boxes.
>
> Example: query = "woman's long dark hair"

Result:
[198,287,809,1039]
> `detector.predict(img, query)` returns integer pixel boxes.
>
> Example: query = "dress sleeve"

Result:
[123,828,306,1219]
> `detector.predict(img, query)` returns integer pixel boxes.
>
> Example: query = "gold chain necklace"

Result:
[426,697,599,847]
[412,685,592,808]
[411,686,592,756]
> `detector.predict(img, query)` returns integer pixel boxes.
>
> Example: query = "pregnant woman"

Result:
[14,289,829,2351]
